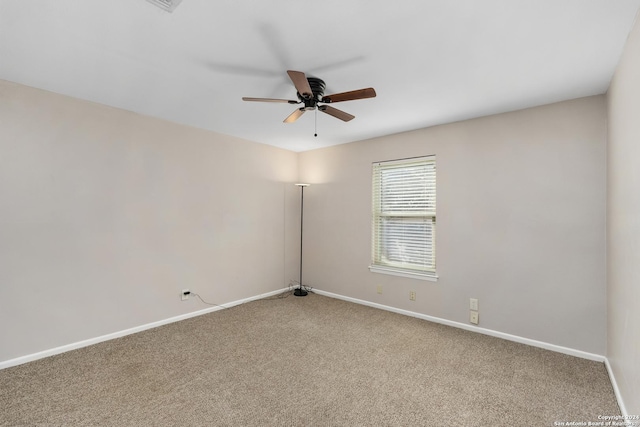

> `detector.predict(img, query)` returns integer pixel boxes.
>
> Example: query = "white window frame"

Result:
[369,156,437,281]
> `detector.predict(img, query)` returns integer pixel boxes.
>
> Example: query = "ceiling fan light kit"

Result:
[242,70,376,131]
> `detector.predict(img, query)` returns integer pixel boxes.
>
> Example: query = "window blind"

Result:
[371,156,436,274]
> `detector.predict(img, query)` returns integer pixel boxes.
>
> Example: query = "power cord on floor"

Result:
[260,286,294,301]
[191,293,227,310]
[187,280,313,306]
[259,280,314,301]
[291,280,314,294]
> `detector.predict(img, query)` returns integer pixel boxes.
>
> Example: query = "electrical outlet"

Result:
[409,290,416,301]
[470,311,479,325]
[377,285,383,294]
[181,289,190,301]
[470,298,478,311]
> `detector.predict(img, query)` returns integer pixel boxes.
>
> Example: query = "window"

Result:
[370,156,437,281]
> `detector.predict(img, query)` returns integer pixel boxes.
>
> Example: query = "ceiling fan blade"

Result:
[284,108,305,123]
[242,97,298,104]
[287,70,313,98]
[321,87,376,103]
[319,105,355,122]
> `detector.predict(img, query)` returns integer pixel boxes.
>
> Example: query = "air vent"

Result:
[146,0,183,12]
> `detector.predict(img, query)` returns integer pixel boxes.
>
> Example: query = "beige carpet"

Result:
[0,292,620,426]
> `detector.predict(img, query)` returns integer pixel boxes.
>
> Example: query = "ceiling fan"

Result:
[242,70,376,124]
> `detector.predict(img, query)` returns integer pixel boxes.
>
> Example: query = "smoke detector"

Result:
[146,0,183,12]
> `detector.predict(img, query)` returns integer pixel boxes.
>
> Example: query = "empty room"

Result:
[1,1,639,425]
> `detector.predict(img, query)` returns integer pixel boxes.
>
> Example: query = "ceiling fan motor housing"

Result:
[298,77,326,109]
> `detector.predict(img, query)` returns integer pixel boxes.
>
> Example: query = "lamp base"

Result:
[294,288,308,297]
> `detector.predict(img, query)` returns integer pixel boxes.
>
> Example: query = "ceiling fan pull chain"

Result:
[314,108,318,137]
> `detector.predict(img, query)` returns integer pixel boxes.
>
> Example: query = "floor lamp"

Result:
[294,183,310,296]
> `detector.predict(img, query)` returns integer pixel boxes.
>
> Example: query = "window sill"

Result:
[368,265,438,282]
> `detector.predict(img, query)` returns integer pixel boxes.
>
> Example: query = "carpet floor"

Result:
[0,292,620,426]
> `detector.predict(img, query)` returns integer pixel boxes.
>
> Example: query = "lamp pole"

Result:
[294,183,309,296]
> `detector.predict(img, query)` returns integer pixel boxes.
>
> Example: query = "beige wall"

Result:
[607,13,640,415]
[0,77,613,369]
[299,96,607,355]
[0,80,299,362]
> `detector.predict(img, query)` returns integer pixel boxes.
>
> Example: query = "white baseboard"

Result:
[0,287,290,370]
[313,289,606,362]
[604,358,628,417]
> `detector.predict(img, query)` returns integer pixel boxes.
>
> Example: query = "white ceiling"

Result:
[1,1,639,152]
